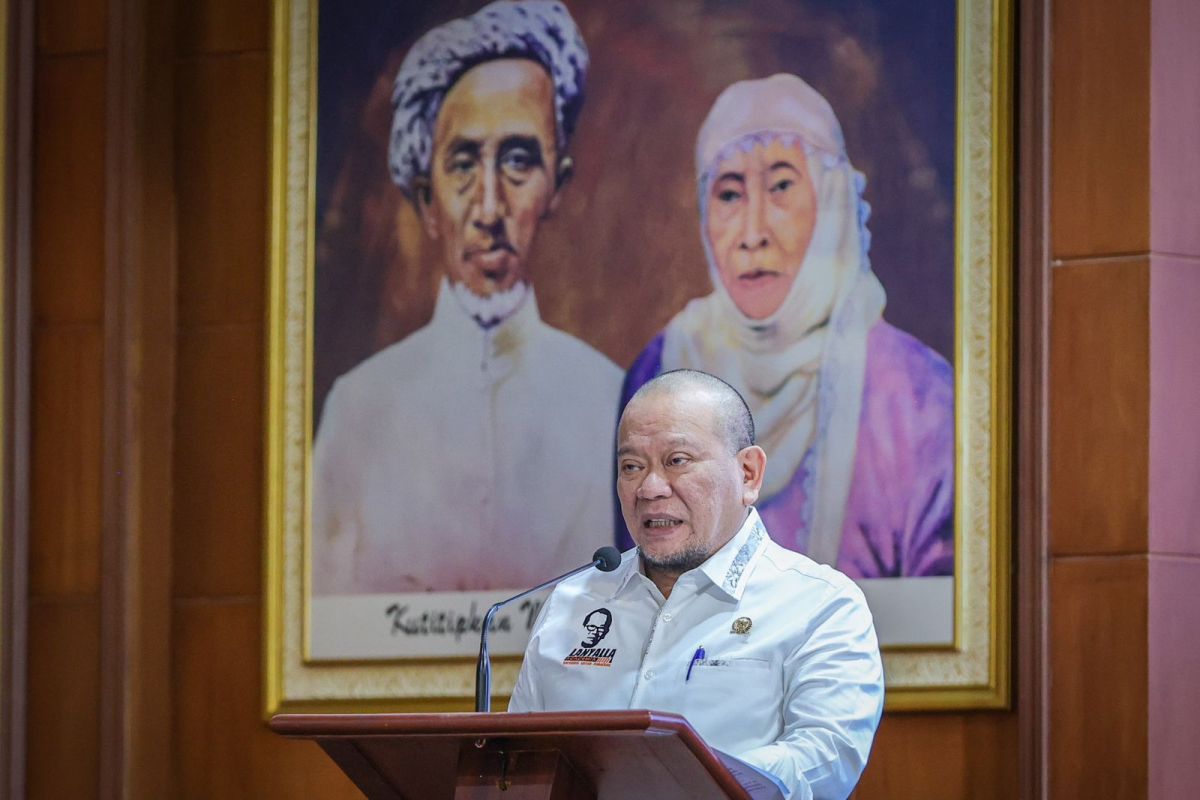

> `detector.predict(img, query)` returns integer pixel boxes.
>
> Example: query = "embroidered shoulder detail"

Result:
[722,520,766,593]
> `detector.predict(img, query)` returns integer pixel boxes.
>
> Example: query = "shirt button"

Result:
[644,669,656,680]
[662,613,673,622]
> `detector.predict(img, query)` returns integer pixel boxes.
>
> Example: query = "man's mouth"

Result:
[464,246,517,281]
[643,517,683,529]
[465,242,515,259]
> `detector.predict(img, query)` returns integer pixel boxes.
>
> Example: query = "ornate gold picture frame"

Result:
[265,0,1012,715]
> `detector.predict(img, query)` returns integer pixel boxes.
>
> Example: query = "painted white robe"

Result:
[312,282,622,594]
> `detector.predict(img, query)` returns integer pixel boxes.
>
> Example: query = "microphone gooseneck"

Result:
[475,546,622,712]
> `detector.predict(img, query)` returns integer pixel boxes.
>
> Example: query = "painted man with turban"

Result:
[312,1,621,595]
[619,74,955,580]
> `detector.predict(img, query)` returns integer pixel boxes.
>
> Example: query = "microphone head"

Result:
[592,546,622,572]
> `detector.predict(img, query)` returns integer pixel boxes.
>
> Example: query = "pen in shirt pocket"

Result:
[685,645,705,682]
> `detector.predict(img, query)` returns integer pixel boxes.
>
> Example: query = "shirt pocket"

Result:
[683,657,781,751]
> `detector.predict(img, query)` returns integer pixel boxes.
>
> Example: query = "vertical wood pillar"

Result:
[1,0,33,794]
[99,0,176,796]
[1016,0,1051,795]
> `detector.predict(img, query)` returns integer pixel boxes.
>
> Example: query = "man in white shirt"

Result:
[509,370,884,800]
[312,1,621,595]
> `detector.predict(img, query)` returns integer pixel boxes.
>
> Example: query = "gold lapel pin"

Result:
[731,617,752,635]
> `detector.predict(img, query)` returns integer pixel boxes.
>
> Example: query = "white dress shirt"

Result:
[508,508,884,800]
[311,280,622,594]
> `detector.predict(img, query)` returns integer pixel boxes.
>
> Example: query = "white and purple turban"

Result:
[388,0,589,198]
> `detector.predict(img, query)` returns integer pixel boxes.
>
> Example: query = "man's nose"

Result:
[473,161,507,230]
[637,468,671,500]
[738,184,769,251]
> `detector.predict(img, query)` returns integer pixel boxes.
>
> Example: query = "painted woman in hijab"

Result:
[618,74,954,579]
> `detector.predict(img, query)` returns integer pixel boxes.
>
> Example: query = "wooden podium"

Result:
[270,710,754,799]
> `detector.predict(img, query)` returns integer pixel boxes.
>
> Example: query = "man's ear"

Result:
[412,176,439,239]
[546,155,574,215]
[738,445,767,506]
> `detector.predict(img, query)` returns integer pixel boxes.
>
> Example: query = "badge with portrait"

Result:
[265,0,1012,715]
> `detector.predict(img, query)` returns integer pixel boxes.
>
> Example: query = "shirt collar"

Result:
[695,507,769,600]
[607,507,769,602]
[429,278,541,379]
[606,548,646,601]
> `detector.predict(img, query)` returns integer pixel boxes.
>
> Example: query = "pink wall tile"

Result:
[1148,556,1200,799]
[1149,256,1200,557]
[1151,0,1200,255]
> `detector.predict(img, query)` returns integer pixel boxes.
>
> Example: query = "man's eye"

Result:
[668,455,690,467]
[448,155,475,175]
[717,188,742,203]
[620,462,641,474]
[500,148,539,176]
[770,178,794,193]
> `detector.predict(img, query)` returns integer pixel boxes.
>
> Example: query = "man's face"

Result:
[616,391,765,574]
[419,59,562,298]
[704,138,817,319]
[581,610,611,647]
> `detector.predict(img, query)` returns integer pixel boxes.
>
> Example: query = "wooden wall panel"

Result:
[172,601,359,799]
[25,599,101,799]
[35,0,107,55]
[1037,0,1197,791]
[1048,260,1149,556]
[25,0,110,793]
[169,1,361,793]
[31,56,106,323]
[1049,0,1150,257]
[1048,558,1148,799]
[855,713,1018,799]
[174,53,267,327]
[172,325,262,599]
[176,0,269,56]
[28,327,103,596]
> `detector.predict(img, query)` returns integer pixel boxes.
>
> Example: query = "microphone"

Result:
[475,546,622,712]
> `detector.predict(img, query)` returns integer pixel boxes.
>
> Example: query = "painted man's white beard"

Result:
[451,279,530,330]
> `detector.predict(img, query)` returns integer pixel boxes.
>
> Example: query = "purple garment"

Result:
[617,320,954,579]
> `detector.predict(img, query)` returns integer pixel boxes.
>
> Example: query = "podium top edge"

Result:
[269,709,693,738]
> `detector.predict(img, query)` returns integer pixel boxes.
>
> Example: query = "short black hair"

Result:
[583,608,612,627]
[625,369,755,453]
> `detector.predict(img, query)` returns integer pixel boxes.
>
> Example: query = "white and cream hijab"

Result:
[661,74,886,565]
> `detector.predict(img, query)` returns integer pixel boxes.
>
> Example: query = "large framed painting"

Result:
[265,0,1011,715]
